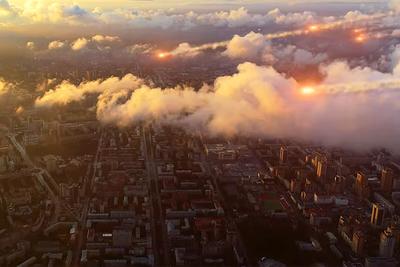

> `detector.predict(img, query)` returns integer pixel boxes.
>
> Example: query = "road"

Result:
[72,129,103,267]
[7,134,34,167]
[142,126,171,267]
[7,134,62,225]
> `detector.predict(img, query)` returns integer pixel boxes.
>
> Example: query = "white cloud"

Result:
[223,31,271,60]
[91,34,120,43]
[3,2,390,32]
[35,74,143,107]
[125,43,154,55]
[392,29,400,37]
[26,41,35,50]
[292,48,327,65]
[34,50,400,151]
[19,1,91,25]
[55,35,121,51]
[48,40,66,50]
[390,0,400,13]
[0,0,17,18]
[0,78,13,97]
[220,32,327,65]
[71,37,89,50]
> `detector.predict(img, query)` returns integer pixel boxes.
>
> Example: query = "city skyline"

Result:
[0,1,400,266]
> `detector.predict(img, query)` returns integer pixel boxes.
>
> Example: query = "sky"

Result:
[1,0,400,150]
[4,0,390,10]
[0,0,392,31]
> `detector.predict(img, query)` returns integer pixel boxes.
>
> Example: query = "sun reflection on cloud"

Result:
[300,86,316,95]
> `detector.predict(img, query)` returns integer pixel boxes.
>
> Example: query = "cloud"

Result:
[221,32,327,66]
[91,34,120,44]
[15,105,24,115]
[2,3,391,32]
[193,7,331,28]
[196,7,273,27]
[390,44,400,73]
[26,41,35,50]
[48,40,66,50]
[170,42,202,58]
[71,37,89,50]
[18,1,92,25]
[267,8,323,26]
[125,43,154,55]
[63,4,87,18]
[167,9,395,59]
[390,0,400,13]
[393,29,400,37]
[0,0,16,18]
[223,31,271,60]
[321,61,399,86]
[52,35,121,51]
[0,78,13,97]
[35,74,144,107]
[292,48,327,65]
[35,52,400,151]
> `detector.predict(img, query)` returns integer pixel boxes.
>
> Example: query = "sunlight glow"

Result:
[157,52,169,59]
[355,34,366,43]
[308,25,320,32]
[300,86,316,95]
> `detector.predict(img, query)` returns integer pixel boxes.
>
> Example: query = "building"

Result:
[316,156,327,179]
[381,168,394,193]
[279,146,288,163]
[331,175,346,194]
[355,171,370,198]
[43,155,58,173]
[371,203,385,226]
[365,257,397,267]
[112,229,132,248]
[290,179,302,193]
[352,230,365,256]
[379,227,396,258]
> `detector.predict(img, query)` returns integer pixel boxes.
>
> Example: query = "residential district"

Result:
[0,111,400,267]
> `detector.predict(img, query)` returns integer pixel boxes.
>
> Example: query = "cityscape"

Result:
[0,1,400,267]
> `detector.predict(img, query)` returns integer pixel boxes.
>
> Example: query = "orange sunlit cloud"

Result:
[353,28,365,34]
[300,86,316,95]
[354,34,366,43]
[157,52,171,59]
[308,25,320,32]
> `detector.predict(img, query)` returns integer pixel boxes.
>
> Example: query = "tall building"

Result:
[290,178,302,193]
[279,146,288,163]
[331,175,346,194]
[381,168,394,194]
[355,171,370,198]
[316,156,327,179]
[379,227,396,257]
[389,219,400,245]
[371,203,386,226]
[352,230,365,256]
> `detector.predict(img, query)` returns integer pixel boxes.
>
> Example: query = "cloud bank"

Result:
[222,31,328,65]
[0,3,327,29]
[35,45,400,151]
[1,1,395,33]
